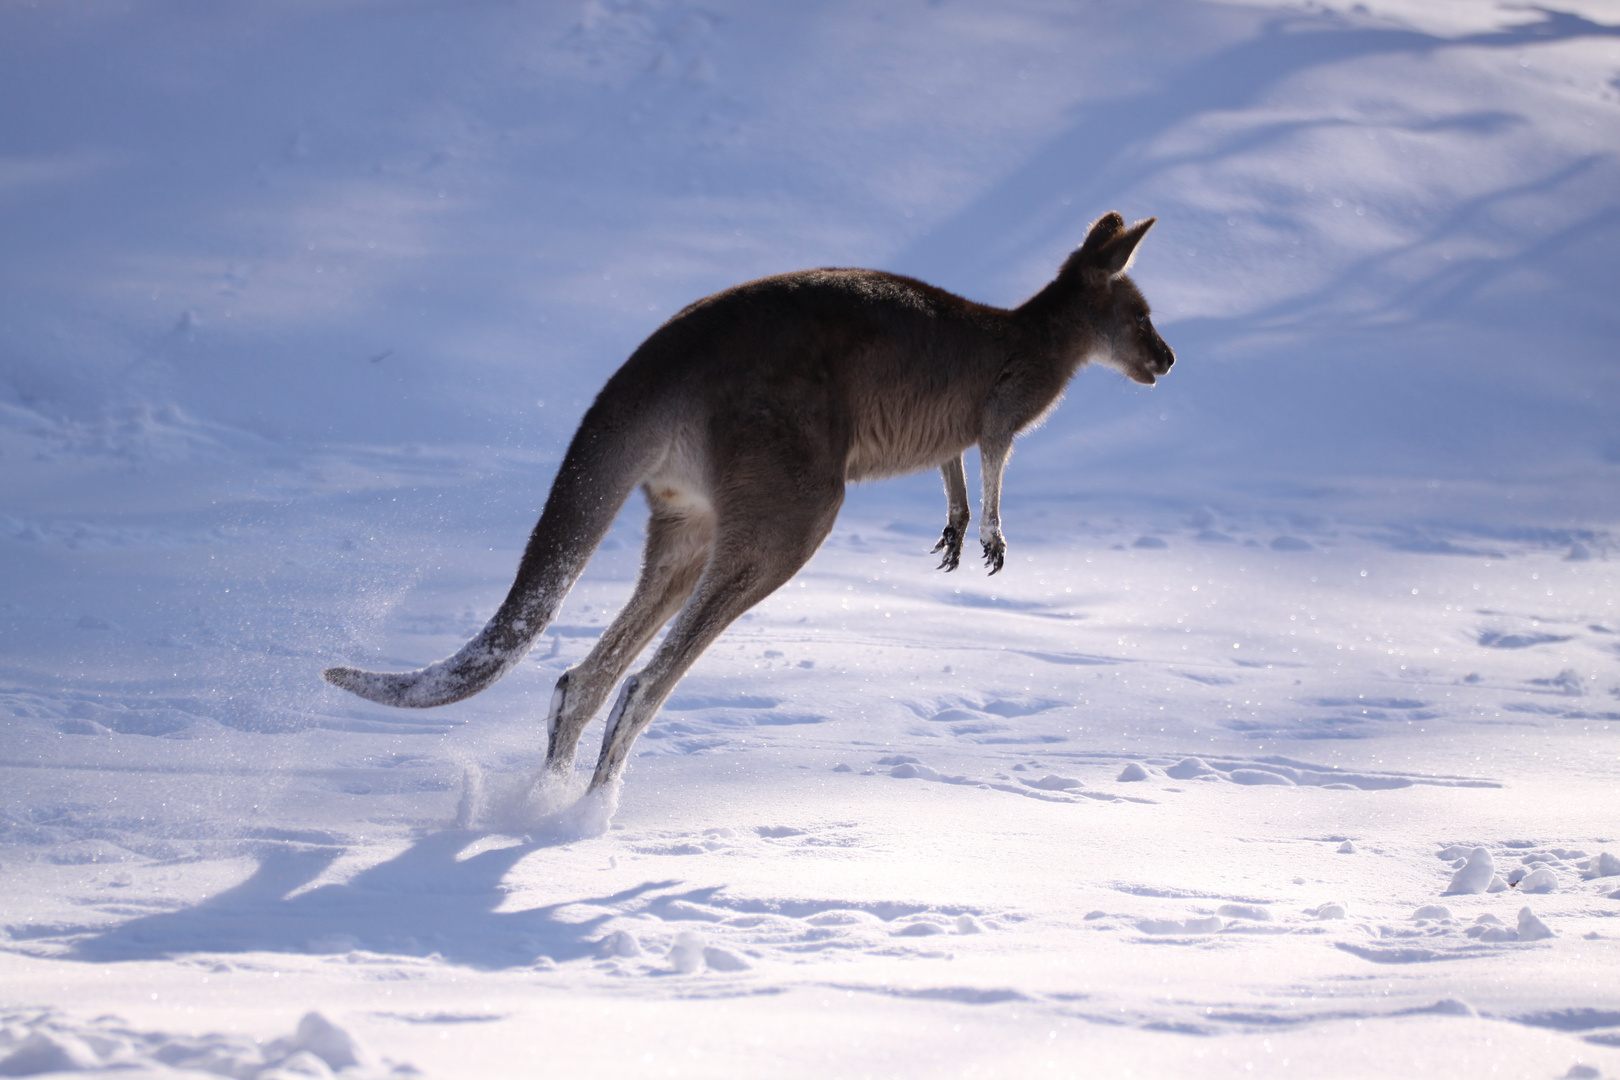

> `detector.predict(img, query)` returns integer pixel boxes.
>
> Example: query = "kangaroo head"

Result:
[1060,213,1176,386]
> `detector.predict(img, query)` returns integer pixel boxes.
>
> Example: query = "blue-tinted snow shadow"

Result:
[897,6,1620,294]
[892,7,1620,501]
[72,832,676,970]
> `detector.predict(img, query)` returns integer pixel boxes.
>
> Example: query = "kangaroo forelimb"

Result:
[933,455,971,572]
[932,524,964,571]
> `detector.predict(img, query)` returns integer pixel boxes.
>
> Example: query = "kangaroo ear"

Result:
[1074,212,1127,265]
[1096,217,1155,277]
[1066,213,1154,279]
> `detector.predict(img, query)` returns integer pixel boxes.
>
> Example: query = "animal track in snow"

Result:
[571,882,1008,978]
[1199,755,1491,789]
[1312,840,1618,963]
[874,756,1155,805]
[903,694,1075,744]
[1098,754,1498,791]
[1434,841,1617,896]
[1333,902,1559,963]
[626,821,865,857]
[852,751,1497,803]
[636,693,828,755]
[1100,887,1566,960]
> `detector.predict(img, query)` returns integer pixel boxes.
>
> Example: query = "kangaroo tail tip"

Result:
[323,621,526,708]
[321,660,491,709]
[322,664,423,707]
[322,664,391,703]
[322,665,363,691]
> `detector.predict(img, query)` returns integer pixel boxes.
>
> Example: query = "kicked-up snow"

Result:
[2,0,1619,1077]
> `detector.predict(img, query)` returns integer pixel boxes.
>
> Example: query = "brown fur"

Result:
[323,212,1175,792]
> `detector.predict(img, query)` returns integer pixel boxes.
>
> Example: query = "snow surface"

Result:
[3,0,1620,1076]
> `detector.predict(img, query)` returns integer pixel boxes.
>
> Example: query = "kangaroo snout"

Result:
[1126,342,1175,386]
[1155,343,1176,376]
[1139,333,1177,384]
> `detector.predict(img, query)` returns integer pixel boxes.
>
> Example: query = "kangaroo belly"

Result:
[843,398,974,482]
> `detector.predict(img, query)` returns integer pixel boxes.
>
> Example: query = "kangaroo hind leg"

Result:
[544,491,715,776]
[588,479,843,793]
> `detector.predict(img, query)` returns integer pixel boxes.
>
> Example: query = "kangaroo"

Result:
[324,211,1175,795]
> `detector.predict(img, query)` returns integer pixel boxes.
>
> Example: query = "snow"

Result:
[1445,846,1500,895]
[3,0,1620,1076]
[0,1010,388,1079]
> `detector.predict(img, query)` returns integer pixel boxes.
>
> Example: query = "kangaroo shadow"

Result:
[74,832,678,970]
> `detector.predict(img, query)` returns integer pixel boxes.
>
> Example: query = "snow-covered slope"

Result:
[3,1,1619,1076]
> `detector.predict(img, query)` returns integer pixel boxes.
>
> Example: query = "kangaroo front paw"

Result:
[931,524,964,572]
[981,532,1006,575]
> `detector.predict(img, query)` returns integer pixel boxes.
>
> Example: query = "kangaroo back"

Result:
[323,397,669,708]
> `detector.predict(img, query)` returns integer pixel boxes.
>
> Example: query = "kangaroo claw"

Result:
[932,525,963,572]
[982,537,1005,575]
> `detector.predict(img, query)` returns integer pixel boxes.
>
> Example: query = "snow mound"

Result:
[0,1010,396,1078]
[1154,755,1474,791]
[667,931,706,974]
[1463,908,1556,943]
[1515,867,1559,894]
[280,1012,374,1073]
[1517,907,1555,942]
[1021,773,1083,791]
[1444,847,1496,895]
[703,945,753,972]
[0,1030,100,1076]
[596,930,644,959]
[1164,757,1218,780]
[1137,916,1224,935]
[1583,852,1620,879]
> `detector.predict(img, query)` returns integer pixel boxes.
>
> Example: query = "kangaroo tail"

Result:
[323,404,665,709]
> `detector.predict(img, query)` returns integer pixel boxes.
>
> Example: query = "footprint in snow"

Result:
[1154,755,1495,790]
[578,884,1002,977]
[881,758,1153,804]
[627,822,862,855]
[1437,843,1603,895]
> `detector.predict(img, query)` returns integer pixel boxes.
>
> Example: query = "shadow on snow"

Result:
[73,831,677,971]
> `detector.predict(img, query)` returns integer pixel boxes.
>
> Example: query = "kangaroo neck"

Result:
[1011,271,1102,376]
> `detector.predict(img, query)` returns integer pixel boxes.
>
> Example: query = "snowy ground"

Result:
[4,1,1620,1077]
